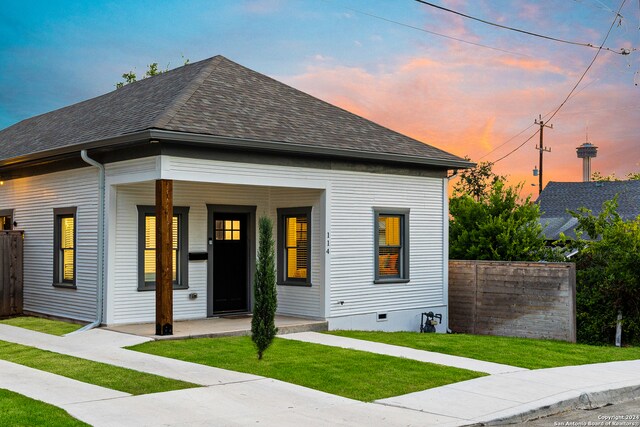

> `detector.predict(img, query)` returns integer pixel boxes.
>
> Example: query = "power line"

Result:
[480,77,600,161]
[414,0,636,55]
[491,0,628,164]
[545,0,627,125]
[330,3,531,57]
[572,0,618,14]
[478,123,536,160]
[492,130,539,164]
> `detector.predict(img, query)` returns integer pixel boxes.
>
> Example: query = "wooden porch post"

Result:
[155,179,173,335]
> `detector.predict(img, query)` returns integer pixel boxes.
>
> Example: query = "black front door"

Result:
[212,213,248,313]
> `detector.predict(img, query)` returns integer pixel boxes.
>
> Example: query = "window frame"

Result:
[137,205,190,291]
[0,209,13,230]
[374,208,410,284]
[277,207,312,287]
[53,207,77,289]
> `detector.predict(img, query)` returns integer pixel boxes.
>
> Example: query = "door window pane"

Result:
[216,218,241,240]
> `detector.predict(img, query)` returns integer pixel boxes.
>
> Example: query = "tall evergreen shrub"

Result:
[251,216,278,359]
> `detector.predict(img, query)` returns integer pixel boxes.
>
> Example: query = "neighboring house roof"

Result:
[0,55,470,169]
[537,180,640,240]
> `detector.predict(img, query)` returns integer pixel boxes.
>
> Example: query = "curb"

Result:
[471,384,640,426]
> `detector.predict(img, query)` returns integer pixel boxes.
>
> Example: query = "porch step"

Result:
[157,319,328,340]
[105,315,328,341]
[276,320,328,335]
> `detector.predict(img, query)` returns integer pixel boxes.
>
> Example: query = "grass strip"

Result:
[0,388,89,427]
[130,336,484,402]
[327,331,640,369]
[0,316,83,336]
[0,340,198,395]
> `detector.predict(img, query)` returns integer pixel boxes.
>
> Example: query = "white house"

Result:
[0,56,471,333]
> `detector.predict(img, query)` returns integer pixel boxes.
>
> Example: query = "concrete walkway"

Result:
[280,332,526,375]
[0,359,129,405]
[0,324,458,426]
[1,324,639,426]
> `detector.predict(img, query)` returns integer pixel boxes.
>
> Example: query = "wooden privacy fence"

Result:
[449,260,576,342]
[0,230,24,317]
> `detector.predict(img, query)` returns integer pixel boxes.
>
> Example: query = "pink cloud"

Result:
[281,52,640,198]
[517,3,543,21]
[497,57,565,74]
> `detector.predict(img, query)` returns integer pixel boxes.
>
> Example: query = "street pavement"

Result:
[524,397,640,426]
[1,324,639,426]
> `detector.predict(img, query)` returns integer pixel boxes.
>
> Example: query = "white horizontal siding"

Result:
[165,156,446,319]
[269,187,323,318]
[106,155,446,324]
[105,157,160,185]
[110,180,322,324]
[1,154,446,326]
[329,174,444,317]
[0,167,99,321]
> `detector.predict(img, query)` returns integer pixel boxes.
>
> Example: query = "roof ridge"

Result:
[152,56,224,129]
[173,56,460,161]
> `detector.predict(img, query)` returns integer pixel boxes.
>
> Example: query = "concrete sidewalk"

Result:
[282,332,640,424]
[1,324,639,426]
[0,324,260,386]
[280,331,526,375]
[0,324,458,426]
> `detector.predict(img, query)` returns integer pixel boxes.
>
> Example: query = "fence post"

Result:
[0,231,24,317]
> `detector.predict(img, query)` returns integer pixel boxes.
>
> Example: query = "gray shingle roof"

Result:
[537,180,640,240]
[0,56,468,167]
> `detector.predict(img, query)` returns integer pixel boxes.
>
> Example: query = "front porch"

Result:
[104,315,328,340]
[105,171,327,328]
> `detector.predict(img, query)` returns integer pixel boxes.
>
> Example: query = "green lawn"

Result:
[0,316,83,336]
[0,388,89,427]
[0,340,198,395]
[327,331,640,369]
[130,336,484,401]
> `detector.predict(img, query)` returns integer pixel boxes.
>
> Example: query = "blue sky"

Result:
[1,0,638,190]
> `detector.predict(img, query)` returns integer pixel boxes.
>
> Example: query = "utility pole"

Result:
[534,114,552,195]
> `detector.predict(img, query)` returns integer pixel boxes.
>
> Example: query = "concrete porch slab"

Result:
[103,315,328,340]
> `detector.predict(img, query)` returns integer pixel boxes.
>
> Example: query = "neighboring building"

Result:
[537,180,640,241]
[0,55,471,331]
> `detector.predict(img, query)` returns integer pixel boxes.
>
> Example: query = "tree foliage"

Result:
[591,171,640,181]
[449,162,552,261]
[251,216,278,359]
[453,160,506,202]
[115,57,190,89]
[115,62,164,89]
[567,197,640,345]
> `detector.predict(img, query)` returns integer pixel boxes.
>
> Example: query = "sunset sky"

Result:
[1,0,638,197]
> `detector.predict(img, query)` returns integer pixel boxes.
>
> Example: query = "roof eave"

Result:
[149,129,475,170]
[0,128,474,171]
[0,130,154,168]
